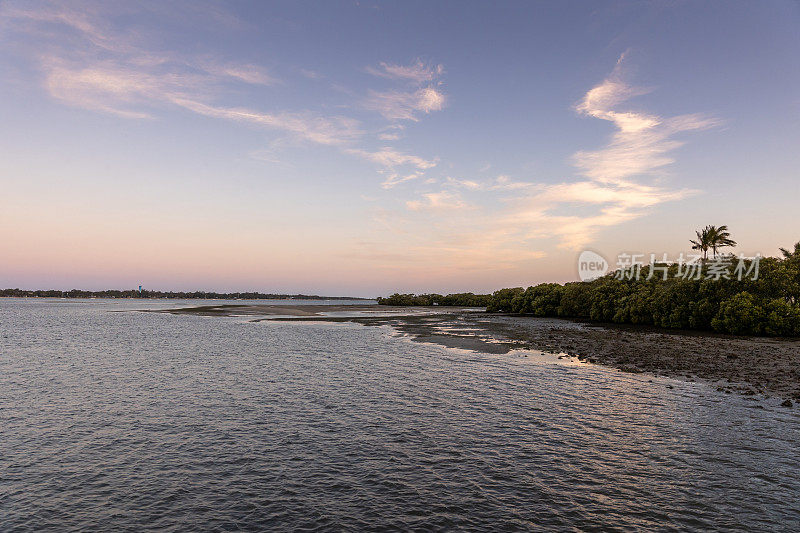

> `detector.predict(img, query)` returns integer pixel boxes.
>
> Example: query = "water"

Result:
[1,299,799,531]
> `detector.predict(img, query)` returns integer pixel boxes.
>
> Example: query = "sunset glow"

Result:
[2,1,798,296]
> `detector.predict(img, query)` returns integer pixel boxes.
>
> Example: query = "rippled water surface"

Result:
[2,299,799,531]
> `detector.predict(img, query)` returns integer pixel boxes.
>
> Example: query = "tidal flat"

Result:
[160,304,800,402]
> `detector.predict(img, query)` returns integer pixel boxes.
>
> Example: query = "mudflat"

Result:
[157,304,800,402]
[157,304,382,317]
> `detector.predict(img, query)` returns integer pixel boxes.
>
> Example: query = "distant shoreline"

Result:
[0,289,372,301]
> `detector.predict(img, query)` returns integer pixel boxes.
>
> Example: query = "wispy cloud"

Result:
[463,55,708,250]
[364,58,446,122]
[365,87,446,121]
[346,147,437,170]
[447,175,533,191]
[380,172,422,189]
[377,124,404,141]
[406,191,468,212]
[3,6,715,274]
[174,98,361,145]
[366,59,443,83]
[38,57,361,144]
[197,60,276,86]
[494,180,697,250]
[573,54,718,185]
[385,54,715,264]
[1,2,137,54]
[3,1,362,146]
[42,59,167,118]
[354,206,546,275]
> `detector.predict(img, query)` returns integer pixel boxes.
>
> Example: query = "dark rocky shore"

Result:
[156,304,800,403]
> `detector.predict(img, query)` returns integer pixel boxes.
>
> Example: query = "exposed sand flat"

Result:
[156,304,384,317]
[157,304,800,402]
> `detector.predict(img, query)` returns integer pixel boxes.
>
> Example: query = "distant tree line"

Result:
[487,242,800,337]
[0,288,366,300]
[377,292,492,307]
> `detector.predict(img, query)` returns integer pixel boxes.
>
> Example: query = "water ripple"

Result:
[1,299,799,531]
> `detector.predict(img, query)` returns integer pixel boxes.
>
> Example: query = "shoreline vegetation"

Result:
[0,288,369,300]
[379,240,800,338]
[376,293,492,307]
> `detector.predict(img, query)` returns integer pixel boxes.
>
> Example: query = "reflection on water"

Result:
[1,299,799,531]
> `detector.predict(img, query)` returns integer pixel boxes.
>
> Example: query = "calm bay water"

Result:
[1,298,799,531]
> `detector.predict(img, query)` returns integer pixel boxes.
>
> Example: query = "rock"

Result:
[780,399,793,408]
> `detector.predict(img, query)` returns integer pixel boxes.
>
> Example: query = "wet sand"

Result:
[157,304,800,402]
[158,304,382,317]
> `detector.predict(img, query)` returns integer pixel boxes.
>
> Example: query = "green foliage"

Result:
[711,292,765,335]
[526,283,564,316]
[763,298,800,336]
[486,242,800,337]
[485,288,524,312]
[558,283,593,317]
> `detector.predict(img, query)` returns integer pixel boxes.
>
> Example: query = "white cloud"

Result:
[38,58,361,145]
[573,54,718,185]
[364,59,446,121]
[346,147,436,170]
[173,98,361,145]
[4,3,367,147]
[381,172,422,189]
[377,124,404,141]
[479,52,715,250]
[495,180,698,250]
[5,4,454,179]
[43,60,164,118]
[446,177,483,190]
[198,61,276,85]
[447,175,533,191]
[380,54,715,261]
[406,191,468,212]
[365,87,446,121]
[1,2,136,54]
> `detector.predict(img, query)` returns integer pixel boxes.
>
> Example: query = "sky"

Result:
[1,0,798,297]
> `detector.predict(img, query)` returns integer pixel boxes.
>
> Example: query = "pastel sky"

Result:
[1,0,798,296]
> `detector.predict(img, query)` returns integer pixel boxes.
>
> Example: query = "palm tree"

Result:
[708,225,737,258]
[690,226,712,261]
[779,242,800,259]
[691,225,737,260]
